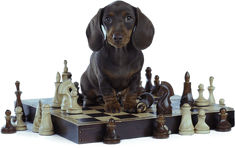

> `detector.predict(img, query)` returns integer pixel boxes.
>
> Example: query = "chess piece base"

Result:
[195,130,210,134]
[153,133,169,139]
[32,127,39,133]
[179,130,194,135]
[215,128,231,132]
[195,99,209,107]
[39,130,54,136]
[16,125,27,131]
[103,138,120,144]
[51,103,61,108]
[1,126,16,134]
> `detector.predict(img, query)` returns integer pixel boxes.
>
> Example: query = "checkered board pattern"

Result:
[23,95,234,126]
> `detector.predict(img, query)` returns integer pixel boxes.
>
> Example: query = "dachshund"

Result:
[80,1,154,113]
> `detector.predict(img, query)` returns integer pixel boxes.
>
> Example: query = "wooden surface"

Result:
[22,95,234,144]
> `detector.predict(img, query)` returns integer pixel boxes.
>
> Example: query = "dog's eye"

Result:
[104,16,112,24]
[125,16,133,22]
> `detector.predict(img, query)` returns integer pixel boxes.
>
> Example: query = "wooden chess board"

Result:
[22,96,234,144]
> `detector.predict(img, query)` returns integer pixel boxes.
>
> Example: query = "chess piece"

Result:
[151,75,160,97]
[103,118,120,144]
[67,89,83,114]
[15,106,27,131]
[219,98,225,106]
[39,104,54,136]
[179,103,194,135]
[136,92,154,113]
[195,84,209,107]
[216,108,231,132]
[74,82,84,106]
[145,67,153,93]
[153,114,169,139]
[1,110,16,134]
[156,84,172,115]
[208,76,216,105]
[62,60,70,82]
[14,81,26,121]
[52,72,62,108]
[195,109,210,134]
[32,100,42,133]
[180,72,194,107]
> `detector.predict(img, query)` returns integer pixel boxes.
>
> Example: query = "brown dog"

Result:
[81,1,154,113]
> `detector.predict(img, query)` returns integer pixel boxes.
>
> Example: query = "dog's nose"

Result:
[113,34,123,42]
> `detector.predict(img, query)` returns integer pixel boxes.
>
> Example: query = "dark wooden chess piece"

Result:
[151,75,173,115]
[153,114,169,139]
[1,110,16,134]
[145,67,153,93]
[103,118,120,144]
[14,81,26,121]
[216,108,231,132]
[136,92,154,113]
[180,72,194,107]
[74,82,84,106]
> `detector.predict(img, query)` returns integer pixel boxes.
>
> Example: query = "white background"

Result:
[0,0,234,147]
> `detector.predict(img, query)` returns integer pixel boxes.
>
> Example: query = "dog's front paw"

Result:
[104,99,121,113]
[123,102,137,113]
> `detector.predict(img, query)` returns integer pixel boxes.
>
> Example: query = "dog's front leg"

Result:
[123,73,140,113]
[99,79,121,113]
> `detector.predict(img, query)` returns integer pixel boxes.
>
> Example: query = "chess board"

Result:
[22,96,234,144]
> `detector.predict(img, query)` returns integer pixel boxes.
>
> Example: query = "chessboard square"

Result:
[95,116,120,122]
[82,110,102,114]
[77,118,99,122]
[114,114,138,119]
[132,113,156,118]
[69,114,92,119]
[87,113,110,117]
[105,111,129,116]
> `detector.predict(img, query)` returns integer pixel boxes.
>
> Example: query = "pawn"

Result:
[219,98,225,106]
[32,100,42,132]
[39,104,54,136]
[15,106,27,131]
[195,109,210,134]
[216,108,231,132]
[195,84,209,107]
[153,114,169,139]
[179,103,194,135]
[103,118,120,144]
[1,110,16,134]
[145,67,153,93]
[67,89,82,114]
[208,76,216,105]
[151,75,160,97]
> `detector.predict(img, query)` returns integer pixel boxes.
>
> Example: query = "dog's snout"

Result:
[113,33,123,42]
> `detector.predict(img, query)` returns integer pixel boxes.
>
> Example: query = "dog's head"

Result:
[86,1,154,51]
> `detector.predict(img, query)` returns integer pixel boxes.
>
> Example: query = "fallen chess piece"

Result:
[216,108,231,132]
[195,109,210,134]
[103,118,120,144]
[180,72,194,107]
[15,106,27,131]
[136,92,154,113]
[208,76,216,105]
[153,114,170,139]
[1,110,16,134]
[39,104,54,136]
[32,100,42,133]
[195,84,209,107]
[179,103,194,135]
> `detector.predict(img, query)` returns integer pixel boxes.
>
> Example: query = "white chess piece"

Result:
[52,72,62,108]
[15,106,27,131]
[219,98,225,106]
[62,60,69,82]
[67,89,82,114]
[195,109,210,134]
[179,103,194,135]
[39,104,54,136]
[32,100,42,132]
[195,84,209,106]
[208,76,216,105]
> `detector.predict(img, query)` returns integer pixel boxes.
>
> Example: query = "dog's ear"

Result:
[86,9,104,51]
[132,8,154,50]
